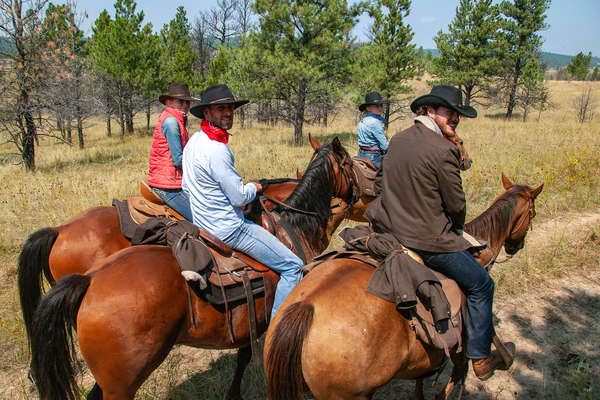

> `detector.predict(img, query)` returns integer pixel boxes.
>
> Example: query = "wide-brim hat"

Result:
[359,91,390,112]
[410,85,477,118]
[189,84,249,119]
[159,83,200,104]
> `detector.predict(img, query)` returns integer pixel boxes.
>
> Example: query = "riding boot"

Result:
[471,351,504,381]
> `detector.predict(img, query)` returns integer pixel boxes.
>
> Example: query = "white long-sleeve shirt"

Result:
[182,129,257,240]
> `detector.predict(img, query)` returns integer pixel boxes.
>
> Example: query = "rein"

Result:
[489,197,535,265]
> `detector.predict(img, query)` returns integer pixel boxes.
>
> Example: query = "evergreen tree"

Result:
[591,66,600,81]
[499,0,551,119]
[159,6,195,86]
[354,0,419,126]
[88,0,157,137]
[242,0,362,144]
[41,3,89,148]
[432,0,503,106]
[566,51,592,81]
[516,58,548,121]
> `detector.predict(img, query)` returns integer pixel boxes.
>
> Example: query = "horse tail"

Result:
[266,302,314,400]
[17,227,58,342]
[30,273,91,400]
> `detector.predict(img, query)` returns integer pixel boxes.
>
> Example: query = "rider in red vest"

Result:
[148,83,199,220]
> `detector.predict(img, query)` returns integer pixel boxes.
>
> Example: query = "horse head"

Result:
[501,173,544,255]
[452,135,472,171]
[307,133,356,206]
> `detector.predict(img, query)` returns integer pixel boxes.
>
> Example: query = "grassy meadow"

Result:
[0,80,599,399]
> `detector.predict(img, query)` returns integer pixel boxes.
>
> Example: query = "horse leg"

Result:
[435,351,468,400]
[87,383,103,400]
[410,378,424,400]
[226,346,252,400]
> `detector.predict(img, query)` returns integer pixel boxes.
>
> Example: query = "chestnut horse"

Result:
[264,174,543,400]
[28,137,358,400]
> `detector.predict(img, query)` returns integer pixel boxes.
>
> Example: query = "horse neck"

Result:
[464,194,517,257]
[276,150,338,260]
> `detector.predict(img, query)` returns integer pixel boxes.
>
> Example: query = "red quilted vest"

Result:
[147,107,189,189]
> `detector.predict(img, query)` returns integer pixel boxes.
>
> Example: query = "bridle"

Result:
[496,196,535,262]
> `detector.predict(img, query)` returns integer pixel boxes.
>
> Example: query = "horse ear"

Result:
[332,137,342,152]
[296,169,303,179]
[530,183,544,199]
[308,133,321,150]
[501,173,513,190]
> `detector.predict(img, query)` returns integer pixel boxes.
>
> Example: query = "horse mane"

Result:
[464,185,530,241]
[275,144,336,243]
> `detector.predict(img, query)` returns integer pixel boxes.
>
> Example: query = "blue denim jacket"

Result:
[357,112,388,152]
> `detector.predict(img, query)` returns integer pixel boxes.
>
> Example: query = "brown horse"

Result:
[28,137,358,400]
[264,174,543,400]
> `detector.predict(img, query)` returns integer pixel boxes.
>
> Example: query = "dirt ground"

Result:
[2,211,599,399]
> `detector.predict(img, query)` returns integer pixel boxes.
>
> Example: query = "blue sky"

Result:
[75,0,600,57]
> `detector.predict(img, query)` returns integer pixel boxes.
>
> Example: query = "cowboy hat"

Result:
[359,92,390,112]
[189,84,249,119]
[158,83,199,104]
[410,85,477,118]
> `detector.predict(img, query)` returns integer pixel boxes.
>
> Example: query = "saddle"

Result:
[306,225,473,357]
[351,157,378,198]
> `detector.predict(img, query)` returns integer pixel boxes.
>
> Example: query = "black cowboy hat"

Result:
[189,84,249,119]
[159,83,200,105]
[410,85,477,118]
[359,92,390,112]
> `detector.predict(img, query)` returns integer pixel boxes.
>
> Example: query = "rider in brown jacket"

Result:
[366,85,504,380]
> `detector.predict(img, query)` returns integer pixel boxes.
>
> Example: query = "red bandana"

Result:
[201,119,230,144]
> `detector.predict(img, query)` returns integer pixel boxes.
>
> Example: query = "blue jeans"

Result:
[357,148,382,168]
[414,249,495,359]
[222,219,303,318]
[151,187,193,222]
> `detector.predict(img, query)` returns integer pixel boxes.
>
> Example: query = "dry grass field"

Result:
[0,80,598,399]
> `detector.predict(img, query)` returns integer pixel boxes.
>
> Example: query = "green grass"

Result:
[0,80,599,398]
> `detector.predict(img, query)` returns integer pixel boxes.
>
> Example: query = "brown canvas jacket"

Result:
[365,121,471,253]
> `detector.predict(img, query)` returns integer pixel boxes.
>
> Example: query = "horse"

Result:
[264,174,543,400]
[17,134,365,345]
[28,137,359,400]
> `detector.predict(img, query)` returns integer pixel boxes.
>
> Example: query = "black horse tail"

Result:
[266,302,314,400]
[17,227,58,342]
[30,273,91,400]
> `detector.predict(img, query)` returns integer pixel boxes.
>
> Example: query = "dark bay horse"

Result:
[264,174,543,400]
[29,137,358,400]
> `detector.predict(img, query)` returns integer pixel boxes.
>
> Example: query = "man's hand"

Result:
[250,181,263,194]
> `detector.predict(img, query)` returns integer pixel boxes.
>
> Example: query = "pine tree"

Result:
[516,58,548,121]
[159,6,195,86]
[354,0,419,125]
[88,0,157,137]
[567,51,592,81]
[499,0,551,119]
[431,0,503,106]
[241,0,362,144]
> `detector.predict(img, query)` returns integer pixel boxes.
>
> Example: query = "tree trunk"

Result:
[126,96,134,134]
[77,114,84,149]
[506,59,521,119]
[106,113,112,137]
[22,110,37,171]
[146,103,151,131]
[67,118,72,144]
[294,80,307,145]
[384,92,391,130]
[118,97,125,139]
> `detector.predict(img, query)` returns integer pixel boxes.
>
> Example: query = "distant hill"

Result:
[424,48,600,70]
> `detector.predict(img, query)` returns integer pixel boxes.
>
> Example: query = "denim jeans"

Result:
[151,187,193,222]
[413,249,495,359]
[222,219,303,318]
[357,148,382,168]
